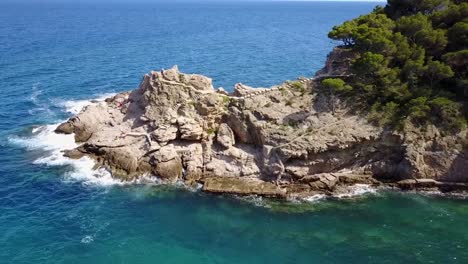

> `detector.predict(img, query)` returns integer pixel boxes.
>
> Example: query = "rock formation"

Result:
[55,61,468,198]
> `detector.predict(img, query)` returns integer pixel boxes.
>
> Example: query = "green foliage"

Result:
[321,78,353,92]
[431,2,468,28]
[424,60,454,87]
[397,13,448,55]
[279,87,287,96]
[443,49,468,69]
[368,101,401,127]
[385,0,450,18]
[352,52,387,75]
[429,97,466,131]
[291,81,306,94]
[448,22,468,49]
[206,127,218,135]
[327,0,467,132]
[407,96,431,123]
[222,96,231,105]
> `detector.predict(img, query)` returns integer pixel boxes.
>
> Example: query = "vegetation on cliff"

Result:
[325,0,467,131]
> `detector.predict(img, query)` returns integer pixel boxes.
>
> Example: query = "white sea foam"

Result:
[29,82,42,104]
[9,124,121,187]
[9,93,125,187]
[300,184,377,202]
[59,93,115,114]
[27,82,55,117]
[236,195,271,208]
[81,235,94,244]
[333,184,377,198]
[302,194,327,202]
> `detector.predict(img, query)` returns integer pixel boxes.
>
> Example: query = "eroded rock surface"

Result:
[55,65,468,197]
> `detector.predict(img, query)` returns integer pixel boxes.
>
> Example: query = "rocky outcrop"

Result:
[55,64,468,198]
[315,47,356,77]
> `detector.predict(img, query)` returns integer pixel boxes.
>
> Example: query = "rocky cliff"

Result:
[55,60,468,198]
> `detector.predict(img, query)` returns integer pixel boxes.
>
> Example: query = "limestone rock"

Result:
[55,121,74,134]
[104,147,142,180]
[178,117,203,140]
[53,66,468,197]
[306,173,338,191]
[203,177,286,197]
[185,74,214,91]
[397,179,438,190]
[151,146,183,183]
[216,123,235,148]
[151,125,178,144]
[62,148,85,159]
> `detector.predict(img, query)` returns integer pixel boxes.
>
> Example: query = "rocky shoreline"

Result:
[54,52,468,199]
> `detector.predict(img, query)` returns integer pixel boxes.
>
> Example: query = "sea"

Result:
[1,1,467,263]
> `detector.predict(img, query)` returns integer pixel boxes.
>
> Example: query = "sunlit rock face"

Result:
[55,65,468,197]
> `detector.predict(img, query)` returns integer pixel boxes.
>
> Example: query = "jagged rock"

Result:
[185,74,214,91]
[306,173,338,191]
[62,148,85,159]
[55,121,74,134]
[179,143,204,181]
[151,125,178,144]
[104,147,142,179]
[161,65,181,82]
[225,107,252,143]
[216,123,235,148]
[53,65,468,197]
[205,146,260,177]
[216,87,229,95]
[178,117,203,140]
[151,146,183,183]
[315,47,356,77]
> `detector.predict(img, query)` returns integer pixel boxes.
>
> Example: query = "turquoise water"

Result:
[1,2,468,263]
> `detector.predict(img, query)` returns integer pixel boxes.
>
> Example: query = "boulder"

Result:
[151,125,178,144]
[55,121,74,134]
[151,146,183,183]
[62,148,85,159]
[178,117,203,140]
[216,123,235,148]
[186,74,214,91]
[105,148,141,179]
[305,173,338,191]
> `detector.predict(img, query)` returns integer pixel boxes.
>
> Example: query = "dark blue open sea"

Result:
[1,2,468,263]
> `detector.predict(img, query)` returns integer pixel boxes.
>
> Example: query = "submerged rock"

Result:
[54,64,468,197]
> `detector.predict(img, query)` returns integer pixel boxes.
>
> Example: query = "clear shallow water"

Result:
[1,2,468,263]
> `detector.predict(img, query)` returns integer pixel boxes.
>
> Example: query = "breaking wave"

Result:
[333,184,378,199]
[9,94,123,187]
[301,184,378,203]
[58,93,116,115]
[9,124,119,187]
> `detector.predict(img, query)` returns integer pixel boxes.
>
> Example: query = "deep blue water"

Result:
[1,2,468,263]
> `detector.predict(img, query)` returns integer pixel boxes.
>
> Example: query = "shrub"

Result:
[291,81,306,94]
[321,78,353,92]
[429,97,466,131]
[324,0,467,132]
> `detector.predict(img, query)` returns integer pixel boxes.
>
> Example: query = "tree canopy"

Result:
[325,0,467,131]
